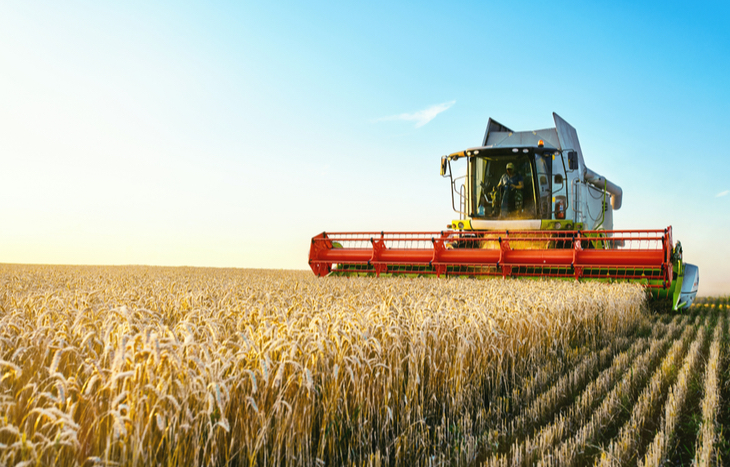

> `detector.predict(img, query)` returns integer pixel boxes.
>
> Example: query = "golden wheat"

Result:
[0,264,650,466]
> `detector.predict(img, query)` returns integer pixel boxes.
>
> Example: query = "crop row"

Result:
[483,298,729,467]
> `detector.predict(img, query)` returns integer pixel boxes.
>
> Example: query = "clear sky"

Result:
[1,1,729,295]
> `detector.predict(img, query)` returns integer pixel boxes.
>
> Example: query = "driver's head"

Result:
[506,162,515,173]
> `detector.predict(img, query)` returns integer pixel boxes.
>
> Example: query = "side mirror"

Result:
[568,151,578,170]
[554,174,563,184]
[440,156,448,176]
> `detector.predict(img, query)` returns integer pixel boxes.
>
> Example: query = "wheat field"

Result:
[0,264,726,466]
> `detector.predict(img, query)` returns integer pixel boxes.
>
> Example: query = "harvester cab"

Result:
[309,113,699,311]
[441,113,621,233]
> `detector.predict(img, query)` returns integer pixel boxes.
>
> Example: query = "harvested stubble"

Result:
[693,308,724,466]
[537,316,693,467]
[0,264,646,466]
[490,319,669,467]
[606,316,705,467]
[638,319,708,467]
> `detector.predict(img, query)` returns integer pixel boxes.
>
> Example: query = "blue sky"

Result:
[1,1,729,294]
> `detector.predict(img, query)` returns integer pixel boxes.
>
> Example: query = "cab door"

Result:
[534,154,552,219]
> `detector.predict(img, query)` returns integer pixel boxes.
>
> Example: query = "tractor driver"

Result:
[498,162,524,218]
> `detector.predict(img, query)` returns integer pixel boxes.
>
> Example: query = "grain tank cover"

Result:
[553,113,585,172]
[482,117,559,150]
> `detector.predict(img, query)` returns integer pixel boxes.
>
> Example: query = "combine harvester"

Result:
[309,113,699,310]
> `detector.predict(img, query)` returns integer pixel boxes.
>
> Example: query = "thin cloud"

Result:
[717,190,729,198]
[376,100,456,128]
